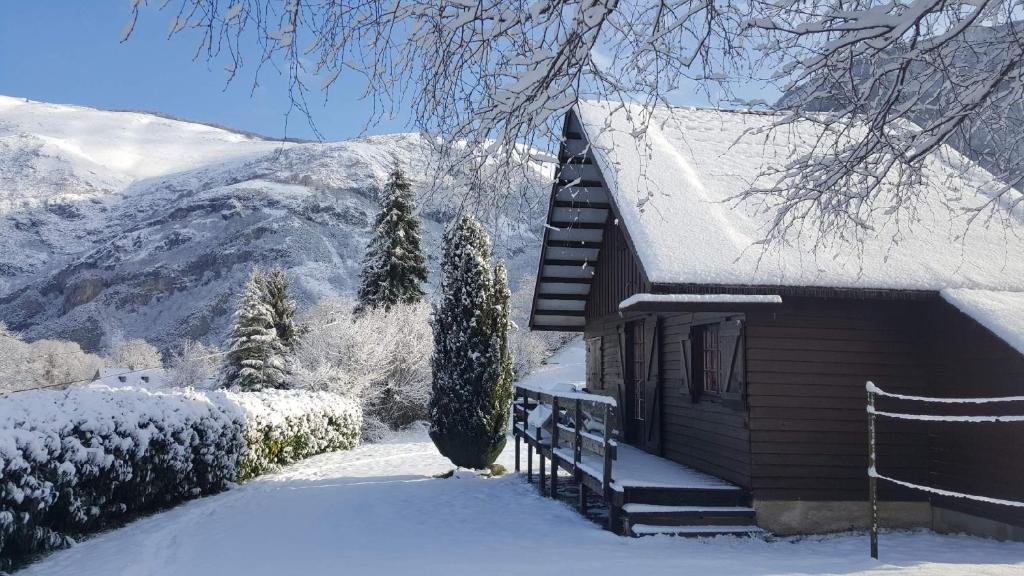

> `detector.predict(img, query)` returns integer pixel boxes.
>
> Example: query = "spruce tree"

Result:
[429,215,514,469]
[356,166,428,312]
[223,267,287,391]
[263,267,302,352]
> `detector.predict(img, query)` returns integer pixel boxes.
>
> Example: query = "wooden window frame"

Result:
[682,315,745,408]
[700,323,721,396]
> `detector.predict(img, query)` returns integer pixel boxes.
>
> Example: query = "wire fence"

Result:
[866,381,1024,559]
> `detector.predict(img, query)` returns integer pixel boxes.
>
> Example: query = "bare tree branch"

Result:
[125,0,1024,244]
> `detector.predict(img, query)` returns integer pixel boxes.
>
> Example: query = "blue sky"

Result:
[0,1,407,141]
[0,2,774,142]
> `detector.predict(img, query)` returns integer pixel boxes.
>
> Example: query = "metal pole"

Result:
[867,381,879,560]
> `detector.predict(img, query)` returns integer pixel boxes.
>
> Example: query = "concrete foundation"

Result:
[753,500,932,535]
[754,501,1024,542]
[932,507,1024,542]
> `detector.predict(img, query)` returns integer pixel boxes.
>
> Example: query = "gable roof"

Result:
[575,100,1024,293]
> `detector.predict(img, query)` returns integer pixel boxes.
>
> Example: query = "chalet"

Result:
[515,101,1024,540]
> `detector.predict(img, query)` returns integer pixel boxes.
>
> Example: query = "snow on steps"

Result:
[630,524,766,537]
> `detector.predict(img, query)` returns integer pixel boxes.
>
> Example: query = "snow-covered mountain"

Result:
[0,96,548,352]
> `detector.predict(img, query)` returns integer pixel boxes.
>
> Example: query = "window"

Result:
[700,323,720,395]
[633,322,645,422]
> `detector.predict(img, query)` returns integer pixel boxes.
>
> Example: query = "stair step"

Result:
[630,524,765,537]
[623,486,748,507]
[623,504,756,527]
[622,504,754,514]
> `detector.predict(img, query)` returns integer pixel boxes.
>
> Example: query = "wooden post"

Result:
[527,439,533,483]
[602,403,616,532]
[867,381,879,560]
[537,421,546,495]
[550,396,560,499]
[514,389,521,473]
[601,403,614,495]
[574,398,585,512]
[574,398,583,469]
[526,392,533,483]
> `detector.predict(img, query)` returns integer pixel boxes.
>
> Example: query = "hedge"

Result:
[0,385,360,568]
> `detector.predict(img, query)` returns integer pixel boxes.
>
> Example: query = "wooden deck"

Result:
[513,385,762,536]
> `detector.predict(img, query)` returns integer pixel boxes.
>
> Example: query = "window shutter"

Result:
[644,317,662,451]
[680,327,696,402]
[718,317,745,407]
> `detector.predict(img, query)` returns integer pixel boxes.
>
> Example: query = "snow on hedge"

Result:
[0,385,360,566]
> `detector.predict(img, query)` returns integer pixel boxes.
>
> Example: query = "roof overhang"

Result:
[529,110,612,332]
[618,293,783,314]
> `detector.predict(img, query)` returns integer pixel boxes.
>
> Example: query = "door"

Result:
[627,318,662,454]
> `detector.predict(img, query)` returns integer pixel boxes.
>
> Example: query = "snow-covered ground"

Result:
[20,429,1024,574]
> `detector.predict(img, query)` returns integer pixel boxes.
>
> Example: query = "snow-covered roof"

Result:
[940,289,1024,356]
[575,100,1024,292]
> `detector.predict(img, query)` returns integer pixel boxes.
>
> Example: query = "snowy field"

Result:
[19,422,1024,576]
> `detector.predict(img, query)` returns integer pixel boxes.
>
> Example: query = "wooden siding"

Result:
[921,300,1024,527]
[584,218,649,322]
[744,298,932,502]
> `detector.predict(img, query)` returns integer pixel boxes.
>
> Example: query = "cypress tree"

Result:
[223,267,287,390]
[264,267,302,352]
[429,215,514,469]
[356,166,428,312]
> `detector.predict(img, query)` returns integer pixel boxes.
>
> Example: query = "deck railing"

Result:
[512,383,618,527]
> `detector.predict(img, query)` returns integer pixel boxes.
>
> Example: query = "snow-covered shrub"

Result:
[0,326,106,392]
[294,297,432,434]
[0,386,359,567]
[106,338,163,370]
[166,340,220,389]
[232,389,361,480]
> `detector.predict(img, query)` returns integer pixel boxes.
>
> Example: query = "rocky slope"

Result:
[0,96,547,352]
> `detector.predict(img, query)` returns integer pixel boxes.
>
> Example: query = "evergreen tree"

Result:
[223,267,287,391]
[356,166,428,312]
[263,267,302,352]
[429,215,514,469]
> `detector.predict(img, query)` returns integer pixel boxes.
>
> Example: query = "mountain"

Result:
[0,96,548,352]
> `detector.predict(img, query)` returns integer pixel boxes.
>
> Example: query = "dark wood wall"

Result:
[742,298,933,502]
[920,301,1024,527]
[659,312,752,487]
[584,218,649,322]
[585,294,1024,528]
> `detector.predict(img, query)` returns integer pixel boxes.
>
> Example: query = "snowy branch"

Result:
[126,0,1024,243]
